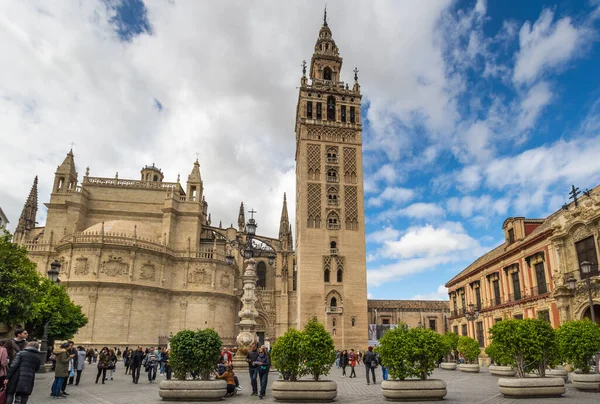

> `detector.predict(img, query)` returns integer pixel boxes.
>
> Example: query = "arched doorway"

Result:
[582,304,600,325]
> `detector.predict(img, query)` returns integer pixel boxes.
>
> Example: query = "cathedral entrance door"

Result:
[257,332,265,346]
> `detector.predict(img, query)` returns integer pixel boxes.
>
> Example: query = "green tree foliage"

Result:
[441,332,460,362]
[170,329,222,380]
[0,230,42,325]
[556,320,600,373]
[376,324,445,380]
[485,339,512,366]
[0,229,87,340]
[301,317,336,381]
[487,319,557,378]
[457,336,480,364]
[271,328,304,381]
[26,279,88,341]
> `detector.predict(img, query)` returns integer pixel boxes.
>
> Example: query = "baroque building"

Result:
[294,13,368,348]
[445,185,600,355]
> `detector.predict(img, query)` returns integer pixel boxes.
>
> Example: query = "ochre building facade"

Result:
[445,185,600,353]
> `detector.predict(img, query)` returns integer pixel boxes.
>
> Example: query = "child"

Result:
[216,365,239,397]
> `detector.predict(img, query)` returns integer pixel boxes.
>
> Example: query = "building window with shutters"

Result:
[535,262,548,294]
[453,325,459,334]
[493,279,501,305]
[475,287,482,309]
[511,271,521,301]
[508,228,515,244]
[514,314,523,320]
[429,319,436,332]
[537,310,550,324]
[476,322,484,347]
[461,324,468,336]
[575,236,599,278]
[306,101,313,118]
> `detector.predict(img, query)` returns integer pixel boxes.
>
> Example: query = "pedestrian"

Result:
[348,349,358,378]
[377,351,388,380]
[66,341,77,387]
[108,348,117,380]
[335,350,341,368]
[93,349,98,363]
[363,346,377,385]
[2,341,41,404]
[216,364,238,397]
[130,346,145,384]
[159,347,166,375]
[0,340,18,371]
[11,329,28,353]
[254,345,270,399]
[123,347,131,374]
[95,347,110,384]
[163,349,172,380]
[86,348,93,364]
[339,349,348,377]
[144,348,158,383]
[0,339,11,386]
[221,347,233,365]
[245,342,259,396]
[74,346,86,385]
[51,342,74,398]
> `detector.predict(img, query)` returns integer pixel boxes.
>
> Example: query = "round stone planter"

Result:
[381,379,447,401]
[571,373,600,391]
[159,380,227,401]
[459,364,480,373]
[440,362,457,370]
[489,365,515,377]
[546,368,568,382]
[498,377,565,398]
[272,380,337,402]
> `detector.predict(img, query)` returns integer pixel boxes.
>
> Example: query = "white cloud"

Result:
[397,203,445,219]
[367,186,414,208]
[518,81,553,130]
[367,226,401,244]
[447,195,509,218]
[514,9,583,84]
[456,165,482,191]
[412,285,449,301]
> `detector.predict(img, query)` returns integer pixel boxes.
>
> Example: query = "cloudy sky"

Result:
[1,0,600,301]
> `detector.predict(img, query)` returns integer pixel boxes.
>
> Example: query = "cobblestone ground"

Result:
[27,363,599,403]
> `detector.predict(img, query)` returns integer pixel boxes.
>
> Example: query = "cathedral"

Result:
[14,14,370,349]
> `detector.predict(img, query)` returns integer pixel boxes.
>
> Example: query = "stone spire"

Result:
[15,176,38,238]
[188,159,202,182]
[238,202,245,231]
[53,149,78,192]
[185,159,203,202]
[279,193,290,238]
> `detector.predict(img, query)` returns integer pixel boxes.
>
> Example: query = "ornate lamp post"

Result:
[465,303,480,342]
[567,261,597,324]
[224,210,276,360]
[38,260,61,373]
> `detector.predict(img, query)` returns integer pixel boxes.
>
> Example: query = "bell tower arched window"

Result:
[327,212,340,230]
[330,297,337,307]
[256,261,267,289]
[337,268,343,283]
[330,241,336,249]
[323,67,332,81]
[332,318,336,327]
[324,268,330,283]
[327,96,336,121]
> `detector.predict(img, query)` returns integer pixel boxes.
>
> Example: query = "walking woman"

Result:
[348,349,358,378]
[52,342,73,398]
[96,347,110,384]
[108,348,118,380]
[339,349,348,377]
[3,341,41,404]
[254,345,270,399]
[75,346,86,385]
[0,339,11,386]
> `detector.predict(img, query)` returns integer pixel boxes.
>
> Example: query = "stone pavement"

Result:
[27,363,599,403]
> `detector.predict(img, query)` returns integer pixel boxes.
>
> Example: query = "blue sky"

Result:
[1,1,600,301]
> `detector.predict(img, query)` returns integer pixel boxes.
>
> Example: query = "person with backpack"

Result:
[363,346,378,385]
[144,348,158,383]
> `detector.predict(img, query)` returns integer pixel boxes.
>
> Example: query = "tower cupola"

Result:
[141,164,164,182]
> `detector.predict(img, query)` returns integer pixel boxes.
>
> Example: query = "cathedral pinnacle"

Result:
[238,202,246,231]
[279,192,290,236]
[15,176,38,236]
[323,6,328,26]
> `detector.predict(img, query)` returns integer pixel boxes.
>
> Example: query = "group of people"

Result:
[335,346,387,384]
[122,346,172,384]
[216,343,270,399]
[0,328,40,404]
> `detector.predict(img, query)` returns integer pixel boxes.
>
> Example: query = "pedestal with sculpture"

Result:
[233,258,259,369]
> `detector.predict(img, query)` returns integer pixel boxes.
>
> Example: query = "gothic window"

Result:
[256,261,267,289]
[332,318,336,327]
[326,169,338,183]
[306,101,313,118]
[327,96,335,121]
[327,186,338,205]
[575,236,598,278]
[323,67,332,81]
[330,297,337,307]
[327,212,340,230]
[316,103,322,120]
[326,147,338,163]
[350,106,356,123]
[535,262,547,294]
[324,268,330,283]
[341,105,346,122]
[330,241,336,249]
[337,268,343,283]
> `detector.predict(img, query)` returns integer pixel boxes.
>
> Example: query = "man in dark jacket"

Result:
[245,343,260,396]
[363,346,378,385]
[130,346,145,384]
[12,328,28,353]
[4,341,41,404]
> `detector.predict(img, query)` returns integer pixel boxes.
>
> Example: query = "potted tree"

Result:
[378,324,447,401]
[485,340,516,377]
[159,329,226,401]
[457,336,480,373]
[488,319,564,398]
[440,332,459,370]
[556,319,600,391]
[271,318,337,402]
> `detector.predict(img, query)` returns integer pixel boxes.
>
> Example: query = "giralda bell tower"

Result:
[294,11,368,348]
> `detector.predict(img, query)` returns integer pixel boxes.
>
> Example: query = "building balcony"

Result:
[327,199,339,206]
[326,306,343,314]
[326,176,339,183]
[327,223,341,230]
[330,248,338,256]
[327,157,339,164]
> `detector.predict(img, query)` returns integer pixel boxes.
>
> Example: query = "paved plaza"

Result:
[26,363,600,404]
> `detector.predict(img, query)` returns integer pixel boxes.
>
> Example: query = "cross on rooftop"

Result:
[69,142,76,150]
[248,209,257,219]
[569,184,581,207]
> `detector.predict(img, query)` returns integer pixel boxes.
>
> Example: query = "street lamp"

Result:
[464,303,480,321]
[224,210,276,266]
[39,260,62,372]
[567,261,596,324]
